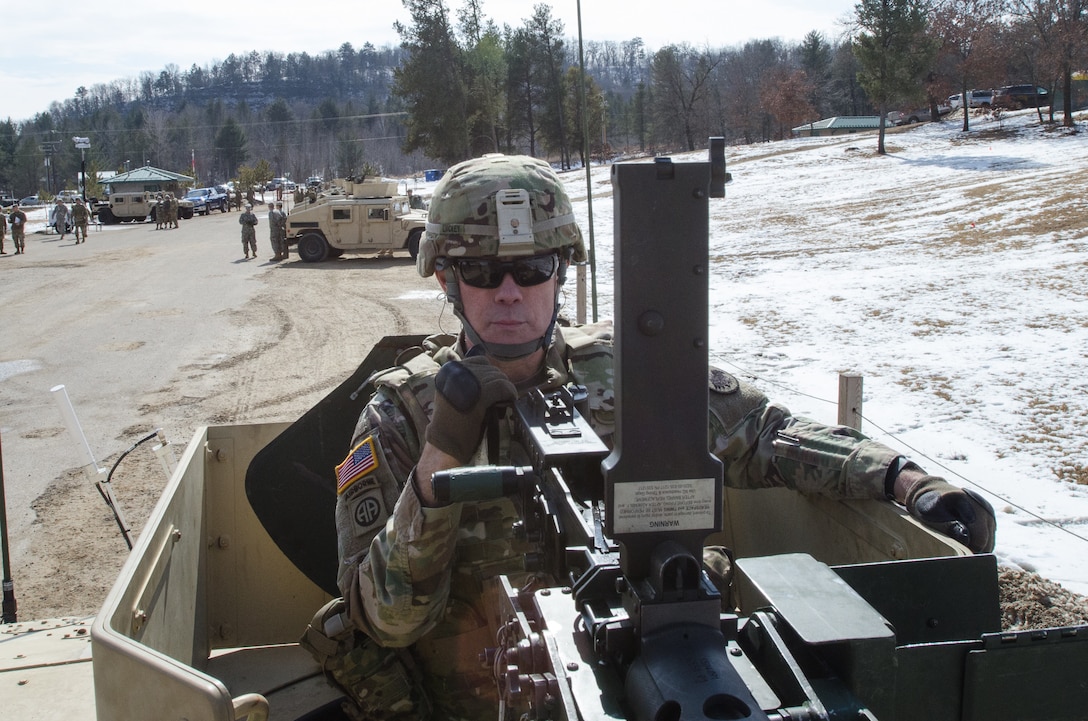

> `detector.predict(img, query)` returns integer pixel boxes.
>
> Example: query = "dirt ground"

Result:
[2,208,1086,631]
[1,207,446,620]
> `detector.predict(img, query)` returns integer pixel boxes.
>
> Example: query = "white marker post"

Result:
[50,384,133,548]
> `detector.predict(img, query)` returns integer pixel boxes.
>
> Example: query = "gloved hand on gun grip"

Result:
[904,475,997,553]
[425,356,518,464]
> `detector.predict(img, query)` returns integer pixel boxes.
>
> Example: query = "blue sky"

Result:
[1,0,858,122]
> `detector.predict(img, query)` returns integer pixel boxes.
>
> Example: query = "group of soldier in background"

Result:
[48,197,90,244]
[154,193,181,230]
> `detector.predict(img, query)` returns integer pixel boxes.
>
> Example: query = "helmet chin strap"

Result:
[442,265,562,362]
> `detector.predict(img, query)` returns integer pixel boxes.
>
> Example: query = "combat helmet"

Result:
[421,154,586,360]
[419,154,585,277]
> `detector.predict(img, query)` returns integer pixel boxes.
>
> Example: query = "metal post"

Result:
[73,137,90,202]
[576,0,597,323]
[0,430,17,623]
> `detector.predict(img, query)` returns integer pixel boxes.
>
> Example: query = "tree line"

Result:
[0,0,1084,198]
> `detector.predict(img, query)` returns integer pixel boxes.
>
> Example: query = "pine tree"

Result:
[854,0,936,153]
[393,0,470,165]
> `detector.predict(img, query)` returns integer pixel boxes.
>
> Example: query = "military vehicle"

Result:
[94,191,195,224]
[4,146,1087,721]
[284,178,427,263]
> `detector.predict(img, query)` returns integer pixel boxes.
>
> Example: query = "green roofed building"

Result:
[101,165,194,195]
[792,117,882,138]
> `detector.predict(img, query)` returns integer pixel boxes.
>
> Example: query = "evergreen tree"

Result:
[854,0,936,154]
[528,4,571,168]
[393,0,470,165]
[799,31,833,117]
[459,0,507,155]
[215,117,248,180]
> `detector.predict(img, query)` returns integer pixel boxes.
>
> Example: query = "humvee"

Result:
[285,179,427,263]
[94,192,195,224]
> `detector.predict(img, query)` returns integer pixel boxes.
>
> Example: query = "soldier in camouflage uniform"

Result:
[268,201,289,260]
[167,193,179,229]
[9,202,27,254]
[71,198,90,243]
[317,154,996,719]
[239,203,258,259]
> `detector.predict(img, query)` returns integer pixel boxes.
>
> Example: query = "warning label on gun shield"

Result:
[612,478,716,534]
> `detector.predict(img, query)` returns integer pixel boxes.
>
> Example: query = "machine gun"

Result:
[432,144,1088,721]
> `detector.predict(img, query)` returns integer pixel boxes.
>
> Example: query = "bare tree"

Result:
[650,45,721,151]
[932,0,1007,130]
[1012,0,1088,126]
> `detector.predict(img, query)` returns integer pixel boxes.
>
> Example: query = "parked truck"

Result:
[94,191,194,224]
[285,179,427,262]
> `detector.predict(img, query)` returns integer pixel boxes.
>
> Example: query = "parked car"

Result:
[949,89,993,110]
[184,186,229,215]
[887,103,952,126]
[0,192,15,207]
[992,85,1049,110]
[18,195,44,206]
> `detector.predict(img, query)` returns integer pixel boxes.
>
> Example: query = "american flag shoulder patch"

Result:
[336,436,379,495]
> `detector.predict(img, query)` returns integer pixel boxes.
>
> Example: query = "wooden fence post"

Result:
[838,372,863,431]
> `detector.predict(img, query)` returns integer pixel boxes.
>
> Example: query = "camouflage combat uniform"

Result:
[239,208,258,257]
[268,206,286,259]
[167,194,179,228]
[332,324,902,719]
[10,206,27,253]
[71,200,90,243]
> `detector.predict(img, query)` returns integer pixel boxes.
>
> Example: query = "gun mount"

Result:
[437,146,1088,721]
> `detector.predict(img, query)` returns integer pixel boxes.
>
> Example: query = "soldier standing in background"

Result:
[0,207,7,254]
[53,198,70,241]
[168,193,179,229]
[71,198,90,243]
[239,203,258,259]
[275,201,289,259]
[267,202,284,261]
[10,202,27,254]
[154,194,165,230]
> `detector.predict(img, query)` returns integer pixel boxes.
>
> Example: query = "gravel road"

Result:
[0,206,444,619]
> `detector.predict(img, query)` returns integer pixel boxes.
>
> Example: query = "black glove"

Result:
[425,357,517,463]
[904,475,996,553]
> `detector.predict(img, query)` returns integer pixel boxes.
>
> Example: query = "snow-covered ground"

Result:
[558,109,1088,597]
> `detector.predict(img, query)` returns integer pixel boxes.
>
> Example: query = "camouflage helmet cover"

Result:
[418,154,586,277]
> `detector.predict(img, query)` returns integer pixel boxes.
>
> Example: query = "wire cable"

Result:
[709,351,1088,547]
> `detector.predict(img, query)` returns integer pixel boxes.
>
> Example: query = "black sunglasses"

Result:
[455,254,559,289]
